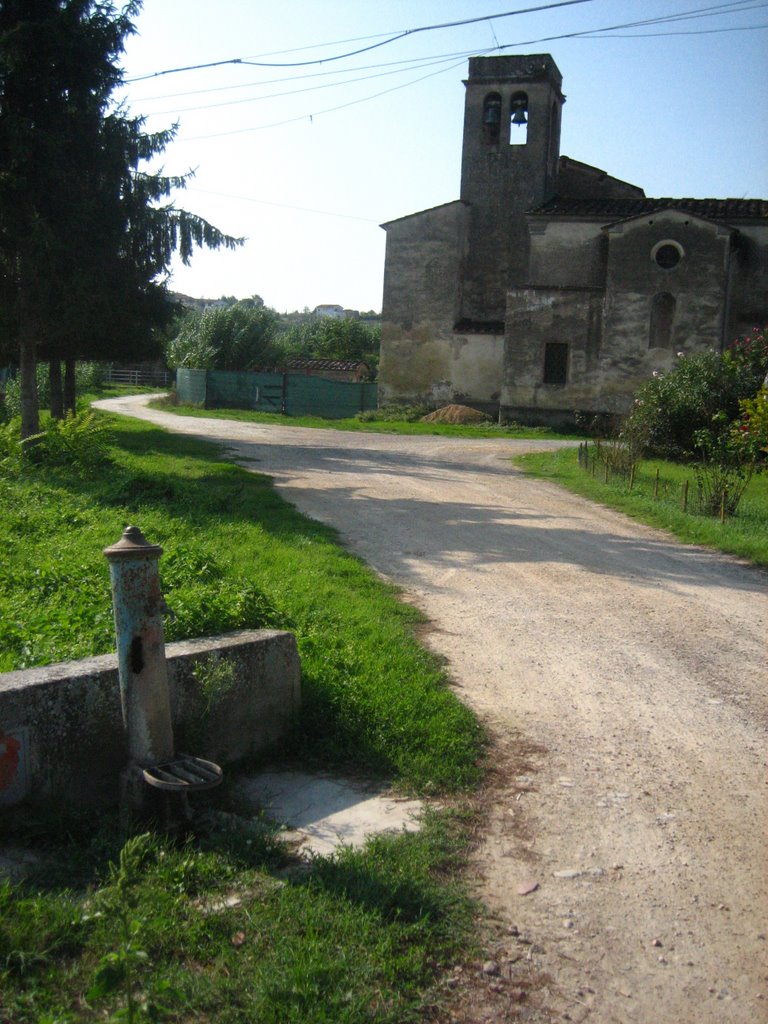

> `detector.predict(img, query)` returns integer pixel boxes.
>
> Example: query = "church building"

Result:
[379,55,768,426]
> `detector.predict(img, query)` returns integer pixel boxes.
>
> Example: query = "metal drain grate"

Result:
[142,756,223,792]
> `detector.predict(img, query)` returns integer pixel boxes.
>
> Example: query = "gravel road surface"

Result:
[97,396,768,1023]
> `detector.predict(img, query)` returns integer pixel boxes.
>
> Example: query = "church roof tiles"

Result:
[530,197,768,220]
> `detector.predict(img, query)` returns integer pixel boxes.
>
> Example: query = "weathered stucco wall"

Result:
[0,630,300,809]
[378,329,504,408]
[381,201,467,330]
[381,199,507,409]
[503,287,604,418]
[528,220,606,289]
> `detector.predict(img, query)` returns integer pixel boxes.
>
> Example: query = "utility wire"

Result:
[140,52,480,118]
[126,0,767,118]
[132,50,485,103]
[580,22,767,36]
[152,2,768,136]
[187,188,378,223]
[125,0,598,82]
[180,57,473,140]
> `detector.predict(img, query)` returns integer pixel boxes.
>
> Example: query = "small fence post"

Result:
[682,479,689,512]
[720,489,727,524]
[629,463,636,491]
[653,468,660,499]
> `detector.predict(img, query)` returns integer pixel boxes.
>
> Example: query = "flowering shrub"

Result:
[733,384,768,461]
[693,414,756,516]
[727,327,768,384]
[623,332,768,460]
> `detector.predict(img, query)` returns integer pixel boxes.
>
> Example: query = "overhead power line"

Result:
[163,1,767,140]
[187,188,378,223]
[125,0,598,82]
[140,52,478,118]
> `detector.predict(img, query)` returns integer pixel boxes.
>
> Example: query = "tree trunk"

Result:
[49,358,64,419]
[64,359,77,414]
[19,334,40,439]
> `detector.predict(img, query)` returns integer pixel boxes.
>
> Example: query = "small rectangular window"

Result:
[543,342,568,385]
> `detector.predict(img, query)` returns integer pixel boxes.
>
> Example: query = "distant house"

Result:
[313,304,361,320]
[314,304,346,319]
[284,358,372,382]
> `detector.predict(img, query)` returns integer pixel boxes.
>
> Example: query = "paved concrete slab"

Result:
[233,771,423,857]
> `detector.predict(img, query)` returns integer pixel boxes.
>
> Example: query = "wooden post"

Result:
[720,489,727,524]
[604,461,609,483]
[653,468,660,499]
[629,463,636,491]
[682,479,689,512]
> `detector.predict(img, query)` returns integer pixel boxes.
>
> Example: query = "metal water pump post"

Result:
[103,526,175,768]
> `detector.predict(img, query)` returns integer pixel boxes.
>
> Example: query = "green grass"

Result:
[0,808,476,1023]
[149,398,577,440]
[0,413,485,1021]
[515,446,768,566]
[0,414,482,791]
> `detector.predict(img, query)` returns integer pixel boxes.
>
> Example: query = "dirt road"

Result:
[98,396,768,1023]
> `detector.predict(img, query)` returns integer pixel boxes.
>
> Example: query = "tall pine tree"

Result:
[0,1,242,435]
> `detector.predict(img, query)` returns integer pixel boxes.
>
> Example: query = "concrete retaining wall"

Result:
[0,630,300,810]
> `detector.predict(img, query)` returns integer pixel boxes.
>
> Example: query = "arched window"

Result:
[510,91,528,146]
[482,92,502,144]
[649,293,676,349]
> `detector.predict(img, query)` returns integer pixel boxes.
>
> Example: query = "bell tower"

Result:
[459,55,564,323]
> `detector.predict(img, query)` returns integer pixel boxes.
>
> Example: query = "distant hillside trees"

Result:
[0,0,242,437]
[166,305,381,373]
[279,318,380,370]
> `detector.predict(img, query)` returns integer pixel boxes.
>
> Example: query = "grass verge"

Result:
[148,397,577,440]
[515,446,768,566]
[0,807,476,1023]
[0,413,486,1021]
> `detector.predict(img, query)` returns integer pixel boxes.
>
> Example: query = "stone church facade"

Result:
[379,55,768,426]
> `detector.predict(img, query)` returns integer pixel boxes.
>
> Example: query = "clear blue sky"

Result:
[120,1,768,312]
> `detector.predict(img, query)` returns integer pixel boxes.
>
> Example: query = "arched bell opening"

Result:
[482,92,502,144]
[510,91,528,146]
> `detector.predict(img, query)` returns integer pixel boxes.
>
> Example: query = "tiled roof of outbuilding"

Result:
[285,358,369,372]
[530,197,768,220]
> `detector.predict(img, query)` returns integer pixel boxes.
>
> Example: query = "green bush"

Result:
[736,384,768,460]
[165,301,282,370]
[1,361,106,419]
[693,417,757,516]
[624,341,767,460]
[0,410,112,477]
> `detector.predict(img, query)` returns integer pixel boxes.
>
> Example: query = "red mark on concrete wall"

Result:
[0,733,21,791]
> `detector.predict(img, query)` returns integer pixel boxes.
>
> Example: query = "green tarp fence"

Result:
[176,368,377,419]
